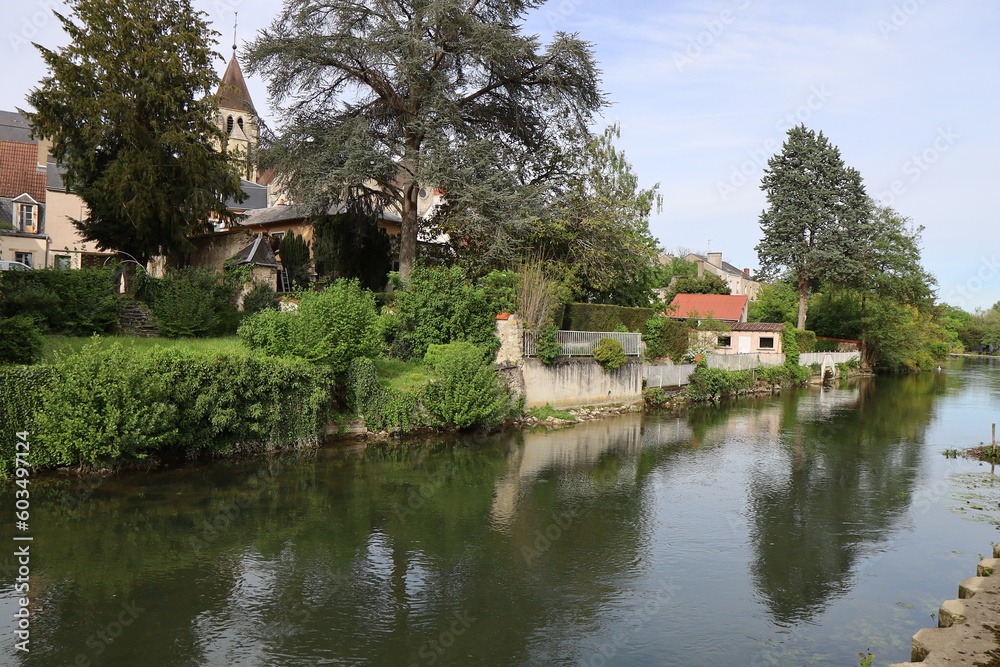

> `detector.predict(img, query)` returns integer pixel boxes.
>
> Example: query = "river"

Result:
[1,357,999,666]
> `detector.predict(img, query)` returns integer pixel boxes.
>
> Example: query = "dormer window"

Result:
[19,204,34,231]
[11,194,40,234]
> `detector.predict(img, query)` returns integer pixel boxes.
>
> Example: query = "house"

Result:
[683,252,761,300]
[0,111,48,268]
[668,293,750,323]
[713,322,786,357]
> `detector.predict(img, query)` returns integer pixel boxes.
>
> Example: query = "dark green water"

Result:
[2,357,1000,666]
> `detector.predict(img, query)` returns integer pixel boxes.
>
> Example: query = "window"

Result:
[14,252,32,268]
[226,115,234,134]
[717,336,732,348]
[237,117,244,132]
[759,337,775,350]
[18,204,35,231]
[54,255,72,270]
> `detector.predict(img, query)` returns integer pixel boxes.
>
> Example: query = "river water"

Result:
[1,357,999,666]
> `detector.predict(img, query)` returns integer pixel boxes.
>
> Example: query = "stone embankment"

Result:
[890,542,1000,666]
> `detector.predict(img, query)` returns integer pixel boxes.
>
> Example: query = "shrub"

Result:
[144,267,242,337]
[814,338,842,352]
[795,329,817,353]
[346,357,420,432]
[593,338,627,372]
[423,342,508,429]
[242,282,279,313]
[29,342,332,469]
[0,366,54,477]
[780,326,800,366]
[644,315,689,360]
[0,316,44,365]
[536,325,562,365]
[394,264,516,359]
[562,303,658,332]
[238,279,379,374]
[0,268,120,335]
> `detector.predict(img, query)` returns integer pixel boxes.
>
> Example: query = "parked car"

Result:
[0,260,32,271]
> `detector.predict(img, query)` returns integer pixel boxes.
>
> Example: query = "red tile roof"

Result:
[730,322,786,332]
[0,140,45,201]
[668,294,749,321]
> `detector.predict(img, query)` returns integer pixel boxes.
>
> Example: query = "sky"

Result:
[3,0,998,311]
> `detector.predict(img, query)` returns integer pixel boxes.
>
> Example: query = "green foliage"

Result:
[0,366,54,477]
[0,317,44,365]
[562,303,658,333]
[781,326,801,366]
[26,0,244,263]
[644,315,689,360]
[643,387,673,408]
[241,282,280,314]
[536,325,563,365]
[145,268,241,338]
[0,268,120,335]
[345,357,420,433]
[393,264,516,360]
[593,338,627,372]
[755,125,872,328]
[748,282,798,325]
[312,211,393,291]
[245,0,605,280]
[660,273,731,306]
[813,338,842,352]
[527,404,576,421]
[794,328,816,353]
[19,342,332,470]
[239,279,379,374]
[278,231,312,289]
[687,359,809,401]
[423,342,509,429]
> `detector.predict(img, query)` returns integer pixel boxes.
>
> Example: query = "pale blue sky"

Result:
[4,0,998,310]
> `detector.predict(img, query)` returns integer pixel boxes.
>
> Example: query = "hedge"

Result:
[1,343,334,474]
[562,303,659,333]
[0,268,120,335]
[0,366,55,477]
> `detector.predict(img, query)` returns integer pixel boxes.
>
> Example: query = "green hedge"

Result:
[562,303,658,332]
[0,366,55,477]
[0,268,120,335]
[643,315,689,360]
[794,329,817,353]
[687,361,810,401]
[346,357,420,433]
[1,343,334,473]
[424,342,509,429]
[0,316,44,365]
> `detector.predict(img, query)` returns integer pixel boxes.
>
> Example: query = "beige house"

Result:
[683,252,761,300]
[710,322,786,360]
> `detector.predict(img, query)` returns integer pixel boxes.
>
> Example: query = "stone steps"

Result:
[118,302,159,337]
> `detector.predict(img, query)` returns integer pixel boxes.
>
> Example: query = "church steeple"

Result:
[216,17,258,182]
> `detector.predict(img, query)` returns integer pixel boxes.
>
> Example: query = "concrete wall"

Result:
[521,358,643,409]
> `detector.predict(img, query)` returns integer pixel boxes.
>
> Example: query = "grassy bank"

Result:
[41,335,248,362]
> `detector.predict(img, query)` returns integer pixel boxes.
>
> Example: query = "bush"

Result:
[0,268,120,335]
[536,325,562,365]
[423,342,508,429]
[0,316,44,365]
[241,282,279,313]
[238,279,379,374]
[644,315,689,360]
[795,328,817,353]
[394,264,516,360]
[780,326,800,366]
[593,338,627,372]
[346,357,420,432]
[0,366,54,477]
[144,267,242,337]
[814,338,842,352]
[562,303,658,333]
[28,342,333,469]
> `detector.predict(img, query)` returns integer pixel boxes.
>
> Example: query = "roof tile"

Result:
[0,140,45,201]
[668,294,749,321]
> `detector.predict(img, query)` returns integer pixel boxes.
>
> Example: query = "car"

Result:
[0,260,32,271]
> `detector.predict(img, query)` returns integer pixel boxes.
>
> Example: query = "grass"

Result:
[528,404,576,421]
[42,335,249,362]
[373,357,432,392]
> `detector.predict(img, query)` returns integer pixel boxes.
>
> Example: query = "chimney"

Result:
[696,260,704,278]
[707,252,722,269]
[743,268,750,276]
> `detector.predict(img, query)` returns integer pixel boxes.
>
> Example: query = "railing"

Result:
[799,351,861,366]
[644,364,697,388]
[523,330,644,357]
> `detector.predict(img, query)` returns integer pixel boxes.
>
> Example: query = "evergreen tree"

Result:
[312,211,393,292]
[278,231,312,289]
[755,125,871,329]
[660,273,730,306]
[244,0,606,281]
[25,0,245,264]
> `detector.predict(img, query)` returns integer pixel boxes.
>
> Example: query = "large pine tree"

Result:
[25,0,245,264]
[244,0,606,281]
[755,125,871,329]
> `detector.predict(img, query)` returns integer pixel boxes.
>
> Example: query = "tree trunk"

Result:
[398,184,419,282]
[797,274,810,330]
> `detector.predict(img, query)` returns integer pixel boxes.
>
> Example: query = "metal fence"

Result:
[523,330,644,357]
[705,354,787,371]
[799,352,861,366]
[644,364,698,388]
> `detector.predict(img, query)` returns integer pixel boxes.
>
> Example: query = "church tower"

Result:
[216,45,258,182]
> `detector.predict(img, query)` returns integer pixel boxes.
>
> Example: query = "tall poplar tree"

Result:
[25,0,244,264]
[755,125,871,329]
[244,0,606,281]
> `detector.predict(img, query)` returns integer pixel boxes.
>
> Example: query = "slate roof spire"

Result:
[216,19,256,115]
